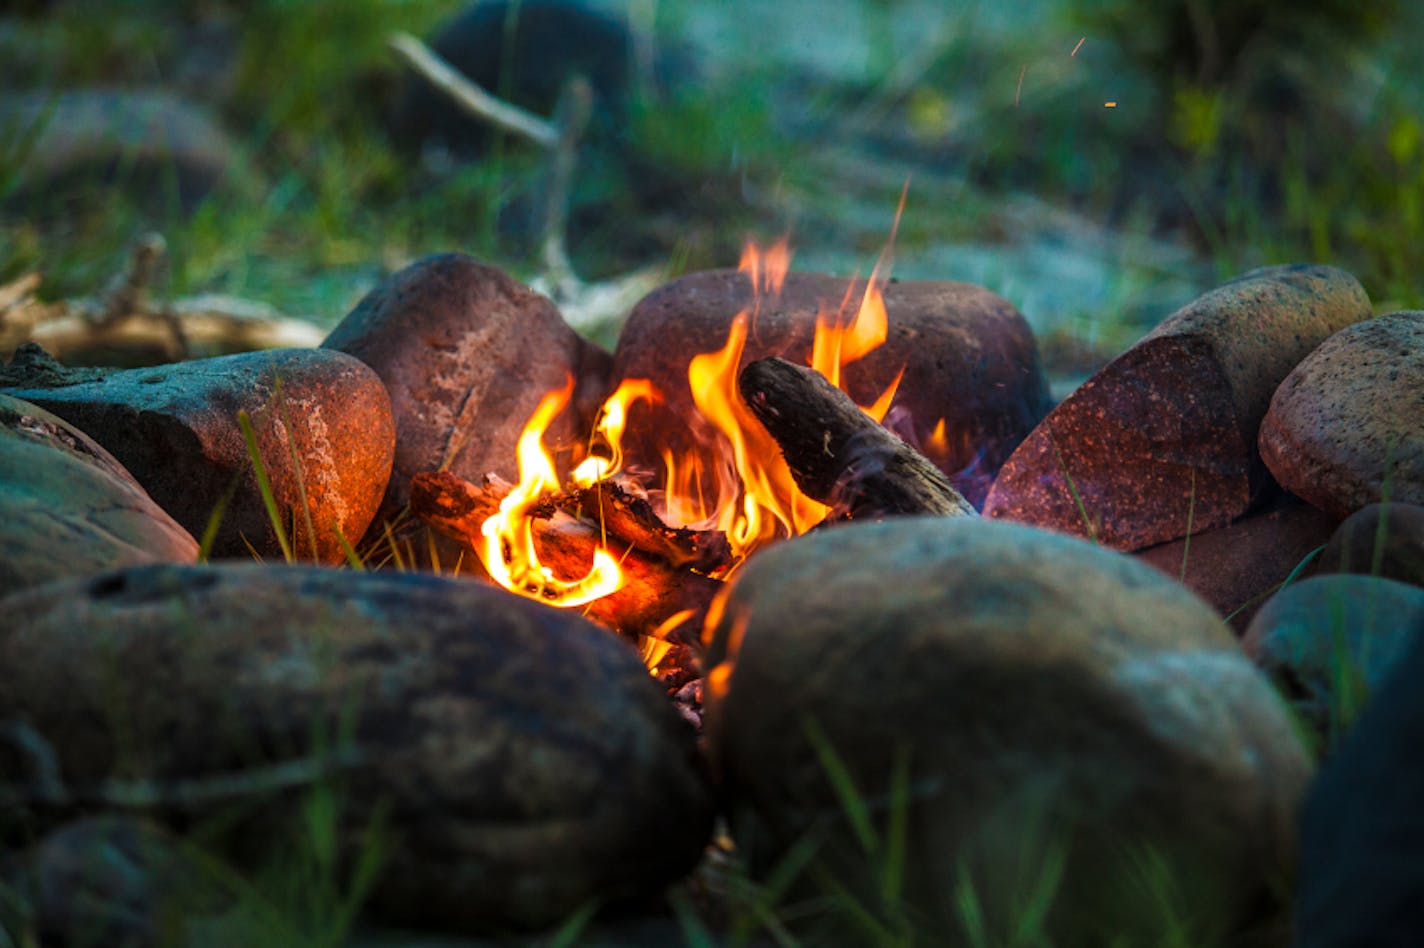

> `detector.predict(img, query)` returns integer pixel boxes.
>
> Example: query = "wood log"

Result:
[738,356,976,519]
[410,470,720,642]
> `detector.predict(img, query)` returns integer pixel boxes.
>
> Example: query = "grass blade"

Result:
[237,408,294,563]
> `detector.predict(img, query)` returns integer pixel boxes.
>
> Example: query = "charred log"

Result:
[409,470,720,643]
[738,356,977,519]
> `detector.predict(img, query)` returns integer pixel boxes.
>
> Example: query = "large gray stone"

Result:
[704,517,1311,946]
[2,345,394,564]
[1260,311,1424,519]
[0,563,713,932]
[0,393,196,598]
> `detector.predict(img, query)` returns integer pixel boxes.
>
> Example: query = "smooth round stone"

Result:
[1243,574,1424,745]
[1260,311,1424,519]
[0,393,196,598]
[704,517,1311,946]
[1316,502,1424,589]
[0,563,714,932]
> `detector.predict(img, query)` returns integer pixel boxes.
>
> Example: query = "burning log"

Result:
[410,470,722,641]
[738,356,977,519]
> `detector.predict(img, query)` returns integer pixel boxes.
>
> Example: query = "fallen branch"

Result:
[738,356,977,519]
[0,236,323,365]
[410,470,722,642]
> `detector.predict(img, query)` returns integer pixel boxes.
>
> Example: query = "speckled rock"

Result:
[1134,494,1339,632]
[1316,502,1424,588]
[1,344,393,563]
[322,254,612,527]
[985,265,1371,549]
[0,393,196,597]
[1260,311,1424,519]
[1296,630,1424,947]
[1243,574,1424,745]
[704,517,1311,946]
[610,270,1052,508]
[0,563,713,932]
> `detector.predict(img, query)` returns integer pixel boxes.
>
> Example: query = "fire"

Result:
[478,378,624,607]
[478,234,909,617]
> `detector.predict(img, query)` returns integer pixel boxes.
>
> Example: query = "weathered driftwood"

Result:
[410,470,721,641]
[0,236,323,365]
[738,356,977,519]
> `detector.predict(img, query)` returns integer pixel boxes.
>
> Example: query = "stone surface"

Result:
[1260,311,1424,519]
[1,345,394,563]
[984,264,1371,549]
[610,269,1053,508]
[0,88,253,212]
[1296,628,1424,947]
[0,563,713,932]
[322,254,612,528]
[1316,502,1424,588]
[0,393,197,598]
[1243,574,1424,745]
[704,517,1311,946]
[1135,493,1339,632]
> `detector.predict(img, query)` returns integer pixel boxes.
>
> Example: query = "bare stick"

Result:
[388,31,559,149]
[739,357,977,519]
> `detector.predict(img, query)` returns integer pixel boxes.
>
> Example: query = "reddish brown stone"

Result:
[1134,494,1339,632]
[608,270,1052,508]
[323,254,612,527]
[1260,311,1424,520]
[2,346,393,564]
[1315,502,1424,589]
[984,265,1371,550]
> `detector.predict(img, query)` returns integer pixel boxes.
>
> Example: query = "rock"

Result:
[388,0,654,158]
[704,517,1311,946]
[1243,574,1424,746]
[1134,493,1339,632]
[0,88,254,213]
[1260,311,1424,519]
[1295,628,1424,947]
[1,345,394,564]
[322,253,611,528]
[984,264,1371,549]
[1316,502,1424,588]
[0,563,713,932]
[610,270,1053,508]
[0,393,197,598]
[29,818,210,948]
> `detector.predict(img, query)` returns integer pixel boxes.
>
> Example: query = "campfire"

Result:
[409,231,974,674]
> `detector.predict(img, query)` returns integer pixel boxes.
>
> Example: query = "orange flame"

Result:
[478,215,914,636]
[478,378,624,607]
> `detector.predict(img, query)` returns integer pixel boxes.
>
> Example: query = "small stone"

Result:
[1260,311,1424,519]
[1243,574,1424,745]
[0,563,713,932]
[1134,493,1339,631]
[1295,630,1424,947]
[1316,502,1424,588]
[704,517,1310,946]
[2,346,394,564]
[610,270,1053,508]
[985,265,1371,549]
[0,393,196,597]
[323,254,612,528]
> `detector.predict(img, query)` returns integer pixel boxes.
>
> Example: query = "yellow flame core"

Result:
[479,380,625,607]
